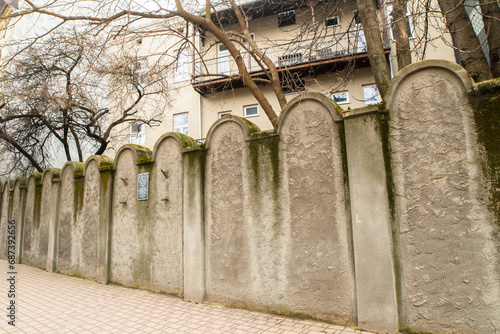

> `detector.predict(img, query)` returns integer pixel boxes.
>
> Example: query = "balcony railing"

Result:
[192,29,389,84]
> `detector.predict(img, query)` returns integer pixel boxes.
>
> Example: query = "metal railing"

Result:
[192,29,387,84]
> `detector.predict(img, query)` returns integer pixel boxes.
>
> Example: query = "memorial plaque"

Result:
[137,172,149,201]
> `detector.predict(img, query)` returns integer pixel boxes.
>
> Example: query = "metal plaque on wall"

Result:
[137,172,149,201]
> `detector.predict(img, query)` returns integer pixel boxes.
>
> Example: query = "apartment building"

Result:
[108,0,460,152]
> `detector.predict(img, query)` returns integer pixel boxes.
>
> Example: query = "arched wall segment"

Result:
[275,92,344,132]
[110,145,150,287]
[38,169,61,271]
[21,173,42,267]
[78,155,114,282]
[386,60,500,333]
[276,93,355,323]
[56,162,85,274]
[0,180,14,260]
[204,115,256,304]
[10,177,27,263]
[385,59,475,111]
[149,133,185,294]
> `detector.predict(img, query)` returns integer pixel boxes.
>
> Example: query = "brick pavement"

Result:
[0,260,375,334]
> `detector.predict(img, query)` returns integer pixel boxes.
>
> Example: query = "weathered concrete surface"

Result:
[40,169,61,272]
[150,134,184,295]
[204,95,355,325]
[110,146,150,287]
[204,117,251,304]
[78,155,113,282]
[5,60,500,334]
[0,180,13,259]
[278,95,355,324]
[21,174,42,267]
[56,162,84,274]
[12,177,27,264]
[387,60,500,333]
[343,108,398,333]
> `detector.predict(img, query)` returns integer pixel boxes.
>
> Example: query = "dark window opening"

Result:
[278,9,296,27]
[325,17,339,27]
[281,73,306,94]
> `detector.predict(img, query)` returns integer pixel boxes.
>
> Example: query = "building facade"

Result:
[107,0,460,152]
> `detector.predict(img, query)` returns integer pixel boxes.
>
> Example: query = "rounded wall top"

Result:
[114,144,153,167]
[42,168,62,182]
[84,155,114,174]
[2,179,14,193]
[385,59,475,111]
[61,161,85,178]
[27,172,43,187]
[204,115,261,150]
[276,92,343,133]
[12,176,28,190]
[151,132,199,161]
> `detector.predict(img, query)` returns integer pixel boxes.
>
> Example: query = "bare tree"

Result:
[0,29,166,175]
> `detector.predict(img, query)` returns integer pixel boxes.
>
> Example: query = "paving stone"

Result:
[0,260,376,334]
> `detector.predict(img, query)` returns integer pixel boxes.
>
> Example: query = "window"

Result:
[174,113,189,135]
[282,73,306,94]
[219,111,232,119]
[174,49,190,83]
[130,122,145,146]
[218,44,230,75]
[278,9,296,27]
[363,85,381,105]
[240,33,255,44]
[244,105,259,118]
[278,53,303,67]
[332,92,349,105]
[325,16,340,27]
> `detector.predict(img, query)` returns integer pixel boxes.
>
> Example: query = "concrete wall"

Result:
[1,60,499,334]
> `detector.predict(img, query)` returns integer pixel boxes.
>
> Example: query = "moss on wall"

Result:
[469,89,500,227]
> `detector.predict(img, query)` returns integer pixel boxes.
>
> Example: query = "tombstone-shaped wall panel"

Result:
[22,174,42,266]
[0,181,13,259]
[110,145,152,287]
[277,93,355,323]
[56,162,84,274]
[386,60,500,333]
[150,134,184,294]
[38,169,61,270]
[204,117,253,303]
[11,178,27,263]
[77,156,113,281]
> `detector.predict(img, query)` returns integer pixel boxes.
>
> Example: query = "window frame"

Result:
[174,48,190,83]
[173,112,189,135]
[243,105,259,118]
[362,85,382,105]
[325,16,340,28]
[332,91,350,105]
[218,111,232,119]
[130,122,146,146]
[278,8,296,27]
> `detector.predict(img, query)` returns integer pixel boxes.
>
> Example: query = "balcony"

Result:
[192,30,390,94]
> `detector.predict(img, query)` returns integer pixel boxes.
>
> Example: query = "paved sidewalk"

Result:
[0,260,374,334]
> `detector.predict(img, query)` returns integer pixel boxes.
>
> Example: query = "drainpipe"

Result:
[198,92,202,140]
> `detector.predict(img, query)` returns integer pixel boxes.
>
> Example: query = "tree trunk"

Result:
[478,0,500,77]
[438,0,492,82]
[356,0,392,97]
[229,0,287,109]
[174,0,279,126]
[393,0,412,70]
